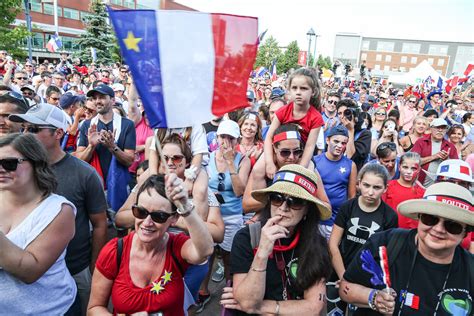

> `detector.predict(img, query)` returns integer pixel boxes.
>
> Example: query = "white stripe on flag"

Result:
[405,293,413,306]
[157,11,215,127]
[287,131,298,139]
[283,173,296,182]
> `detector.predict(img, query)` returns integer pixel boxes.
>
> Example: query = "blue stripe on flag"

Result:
[108,8,167,128]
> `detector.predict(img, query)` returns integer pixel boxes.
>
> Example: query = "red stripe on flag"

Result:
[210,14,258,116]
[459,166,470,176]
[464,64,474,76]
[411,295,420,310]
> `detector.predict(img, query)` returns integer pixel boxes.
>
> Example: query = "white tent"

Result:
[388,60,447,86]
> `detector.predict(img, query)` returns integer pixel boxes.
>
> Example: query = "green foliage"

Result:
[0,0,29,59]
[255,36,282,69]
[317,54,332,69]
[278,40,300,73]
[74,0,119,64]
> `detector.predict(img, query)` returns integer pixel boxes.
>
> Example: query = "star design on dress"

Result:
[161,270,172,285]
[339,167,346,174]
[150,281,164,294]
[123,31,142,52]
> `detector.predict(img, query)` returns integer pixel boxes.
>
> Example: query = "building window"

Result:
[401,56,408,63]
[63,8,80,20]
[374,64,380,70]
[43,3,54,15]
[384,65,390,71]
[32,33,44,49]
[402,43,421,54]
[57,6,62,17]
[428,44,449,56]
[385,55,392,62]
[361,53,367,60]
[376,54,382,61]
[457,46,474,57]
[438,59,445,66]
[376,41,394,52]
[124,0,135,8]
[428,58,434,65]
[411,56,417,64]
[361,40,370,50]
[31,0,42,13]
[110,0,122,4]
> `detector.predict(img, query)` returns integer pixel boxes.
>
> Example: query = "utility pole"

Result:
[23,0,33,61]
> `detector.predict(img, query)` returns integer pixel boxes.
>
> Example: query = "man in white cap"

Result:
[9,103,108,316]
[412,118,458,187]
[341,182,473,315]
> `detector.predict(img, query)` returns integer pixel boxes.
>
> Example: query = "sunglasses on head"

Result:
[276,148,303,159]
[132,205,175,223]
[377,142,397,153]
[419,214,465,235]
[23,125,57,134]
[218,172,225,191]
[0,157,29,172]
[269,193,308,210]
[164,154,184,165]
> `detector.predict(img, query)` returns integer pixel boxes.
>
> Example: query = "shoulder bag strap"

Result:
[116,238,123,271]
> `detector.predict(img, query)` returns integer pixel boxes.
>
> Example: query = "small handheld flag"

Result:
[378,246,391,289]
[46,33,62,53]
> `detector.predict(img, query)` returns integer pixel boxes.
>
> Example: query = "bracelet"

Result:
[177,203,194,217]
[275,300,280,315]
[368,289,378,310]
[251,267,266,272]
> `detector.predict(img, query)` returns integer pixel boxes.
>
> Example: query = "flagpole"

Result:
[53,0,59,47]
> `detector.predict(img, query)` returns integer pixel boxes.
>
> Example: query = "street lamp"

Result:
[306,28,315,67]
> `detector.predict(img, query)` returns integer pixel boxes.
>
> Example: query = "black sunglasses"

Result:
[419,214,465,235]
[132,205,176,223]
[0,157,29,172]
[327,100,338,105]
[269,193,308,210]
[276,148,303,159]
[164,154,185,165]
[23,125,57,134]
[377,142,396,153]
[218,172,225,191]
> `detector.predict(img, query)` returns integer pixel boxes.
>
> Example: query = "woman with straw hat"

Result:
[221,164,332,315]
[340,182,473,315]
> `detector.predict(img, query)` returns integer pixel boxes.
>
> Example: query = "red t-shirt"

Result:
[275,102,323,143]
[382,180,425,229]
[96,232,190,315]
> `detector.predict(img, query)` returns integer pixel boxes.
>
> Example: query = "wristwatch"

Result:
[177,202,194,217]
[112,146,119,152]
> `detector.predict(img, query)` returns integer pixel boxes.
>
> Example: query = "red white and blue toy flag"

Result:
[46,33,62,53]
[108,8,258,128]
[464,64,474,77]
[378,246,391,289]
[271,59,277,81]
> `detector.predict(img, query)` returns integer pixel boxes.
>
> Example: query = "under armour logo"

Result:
[348,218,380,237]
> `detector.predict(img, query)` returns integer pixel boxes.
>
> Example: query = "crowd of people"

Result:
[0,50,473,316]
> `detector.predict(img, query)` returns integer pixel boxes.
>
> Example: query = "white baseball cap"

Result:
[216,119,240,139]
[436,159,473,183]
[9,103,69,132]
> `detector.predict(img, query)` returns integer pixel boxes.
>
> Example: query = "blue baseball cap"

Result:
[327,125,349,138]
[59,92,80,109]
[86,84,115,98]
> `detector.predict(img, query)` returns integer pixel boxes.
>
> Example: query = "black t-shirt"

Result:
[230,225,303,316]
[203,122,219,152]
[344,229,474,316]
[335,198,398,268]
[52,154,108,275]
[352,129,372,171]
[78,117,136,178]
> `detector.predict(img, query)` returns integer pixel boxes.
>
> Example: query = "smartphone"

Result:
[214,192,226,204]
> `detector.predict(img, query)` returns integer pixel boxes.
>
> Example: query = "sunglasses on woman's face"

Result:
[269,193,308,210]
[0,157,29,172]
[276,148,303,159]
[419,214,465,235]
[132,205,175,223]
[163,154,184,165]
[23,125,57,134]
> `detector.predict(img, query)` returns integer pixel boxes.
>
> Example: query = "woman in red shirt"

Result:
[382,152,425,229]
[236,112,264,169]
[88,174,213,315]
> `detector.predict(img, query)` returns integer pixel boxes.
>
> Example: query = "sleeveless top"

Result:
[403,135,415,152]
[208,151,243,217]
[0,194,77,315]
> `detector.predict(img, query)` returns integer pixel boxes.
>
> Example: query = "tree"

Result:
[0,0,30,59]
[75,0,118,64]
[255,36,282,70]
[316,54,332,69]
[279,40,300,73]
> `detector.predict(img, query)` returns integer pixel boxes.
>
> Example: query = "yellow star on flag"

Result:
[123,31,142,52]
[161,270,173,285]
[150,281,164,294]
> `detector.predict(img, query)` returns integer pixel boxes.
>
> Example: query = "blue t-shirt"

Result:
[314,153,353,226]
[78,117,136,178]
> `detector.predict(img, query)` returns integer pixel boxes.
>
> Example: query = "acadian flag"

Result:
[108,8,258,128]
[271,59,277,81]
[46,33,62,53]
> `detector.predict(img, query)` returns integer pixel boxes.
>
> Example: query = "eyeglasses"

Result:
[276,148,303,159]
[408,100,416,103]
[327,100,338,105]
[375,112,386,116]
[163,154,184,165]
[132,205,176,223]
[23,125,57,134]
[84,106,96,114]
[419,214,465,235]
[218,172,225,191]
[269,193,308,210]
[25,65,33,68]
[15,77,28,80]
[0,158,29,172]
[49,97,60,101]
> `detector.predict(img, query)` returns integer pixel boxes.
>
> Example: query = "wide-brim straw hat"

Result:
[398,182,474,226]
[251,164,331,221]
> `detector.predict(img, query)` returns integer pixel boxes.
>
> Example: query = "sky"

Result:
[173,0,474,59]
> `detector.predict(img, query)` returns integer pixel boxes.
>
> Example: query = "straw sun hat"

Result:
[398,182,474,227]
[251,164,331,221]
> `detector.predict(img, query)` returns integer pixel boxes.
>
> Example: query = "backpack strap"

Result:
[116,238,123,271]
[169,237,185,277]
[386,228,411,268]
[249,221,262,249]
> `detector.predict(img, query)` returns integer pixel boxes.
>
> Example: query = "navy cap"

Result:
[86,84,115,98]
[271,87,285,99]
[327,125,349,138]
[427,90,442,100]
[59,92,79,109]
[246,90,255,100]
